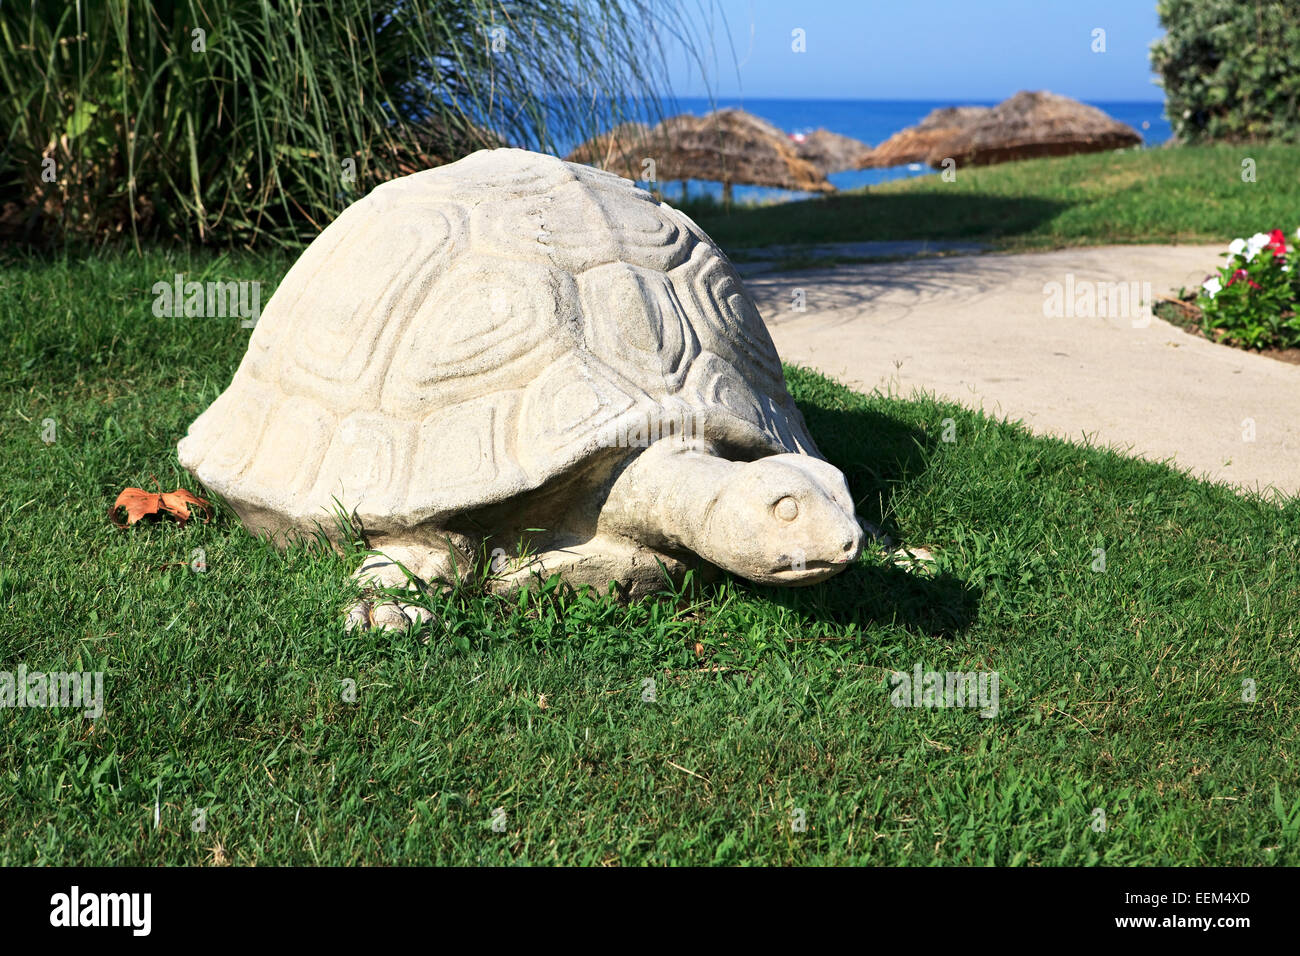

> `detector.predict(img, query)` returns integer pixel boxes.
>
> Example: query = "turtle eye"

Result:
[774,496,799,521]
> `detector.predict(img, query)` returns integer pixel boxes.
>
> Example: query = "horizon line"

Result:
[659,94,1167,104]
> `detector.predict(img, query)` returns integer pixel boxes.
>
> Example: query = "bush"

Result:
[0,1,686,247]
[1150,0,1300,143]
[1196,229,1300,349]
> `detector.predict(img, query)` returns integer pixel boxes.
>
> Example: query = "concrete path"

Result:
[743,244,1299,498]
[735,239,988,273]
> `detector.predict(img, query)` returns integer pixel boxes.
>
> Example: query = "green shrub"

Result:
[1150,0,1300,143]
[0,1,685,247]
[1196,228,1300,349]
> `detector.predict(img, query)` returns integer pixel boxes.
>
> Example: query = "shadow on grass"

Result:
[817,562,979,639]
[684,191,1071,249]
[798,398,927,545]
[745,546,980,641]
[749,394,981,638]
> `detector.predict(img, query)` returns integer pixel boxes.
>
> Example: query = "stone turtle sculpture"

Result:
[178,148,863,629]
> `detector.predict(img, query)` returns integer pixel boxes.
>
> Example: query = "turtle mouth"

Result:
[763,560,844,584]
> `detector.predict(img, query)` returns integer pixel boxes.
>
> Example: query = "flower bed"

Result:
[1193,229,1300,350]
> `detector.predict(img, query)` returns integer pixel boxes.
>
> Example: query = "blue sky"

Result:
[668,0,1166,101]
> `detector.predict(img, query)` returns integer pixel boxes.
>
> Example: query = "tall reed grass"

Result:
[0,0,699,247]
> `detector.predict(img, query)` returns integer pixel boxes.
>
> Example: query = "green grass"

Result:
[2,249,1299,866]
[687,143,1300,253]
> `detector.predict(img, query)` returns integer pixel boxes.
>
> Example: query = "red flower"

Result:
[1268,228,1288,258]
[1227,268,1261,290]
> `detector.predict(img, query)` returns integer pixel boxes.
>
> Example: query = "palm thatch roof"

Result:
[566,109,834,195]
[792,128,872,175]
[563,121,653,171]
[857,93,1141,170]
[856,106,989,169]
[934,91,1142,167]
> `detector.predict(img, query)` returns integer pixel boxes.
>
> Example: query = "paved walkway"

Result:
[743,244,1299,498]
[736,239,988,272]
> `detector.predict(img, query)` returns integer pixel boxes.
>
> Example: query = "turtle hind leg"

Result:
[491,534,690,601]
[344,539,475,632]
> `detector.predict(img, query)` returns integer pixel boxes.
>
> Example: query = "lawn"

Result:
[687,143,1300,254]
[2,247,1299,866]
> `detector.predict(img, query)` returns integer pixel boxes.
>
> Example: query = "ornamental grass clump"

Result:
[0,0,687,248]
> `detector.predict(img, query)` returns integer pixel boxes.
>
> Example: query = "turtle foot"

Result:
[490,535,690,601]
[345,541,470,632]
[344,595,434,633]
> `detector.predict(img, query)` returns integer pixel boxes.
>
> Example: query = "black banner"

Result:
[0,866,1284,942]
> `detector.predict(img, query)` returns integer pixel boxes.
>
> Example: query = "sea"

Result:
[573,97,1172,203]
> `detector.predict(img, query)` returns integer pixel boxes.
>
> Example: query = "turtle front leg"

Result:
[344,540,474,632]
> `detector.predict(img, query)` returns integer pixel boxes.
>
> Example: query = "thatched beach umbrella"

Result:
[564,121,653,171]
[569,109,834,201]
[933,91,1142,167]
[656,110,835,199]
[792,128,872,175]
[857,106,989,169]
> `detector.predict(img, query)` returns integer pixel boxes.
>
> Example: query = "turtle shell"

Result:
[178,148,819,537]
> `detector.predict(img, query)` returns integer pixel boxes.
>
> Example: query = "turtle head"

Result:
[703,453,863,585]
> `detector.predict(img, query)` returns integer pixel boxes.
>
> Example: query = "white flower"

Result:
[1295,227,1299,240]
[1284,265,1292,273]
[1242,233,1269,262]
[1228,238,1247,256]
[1202,276,1222,297]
